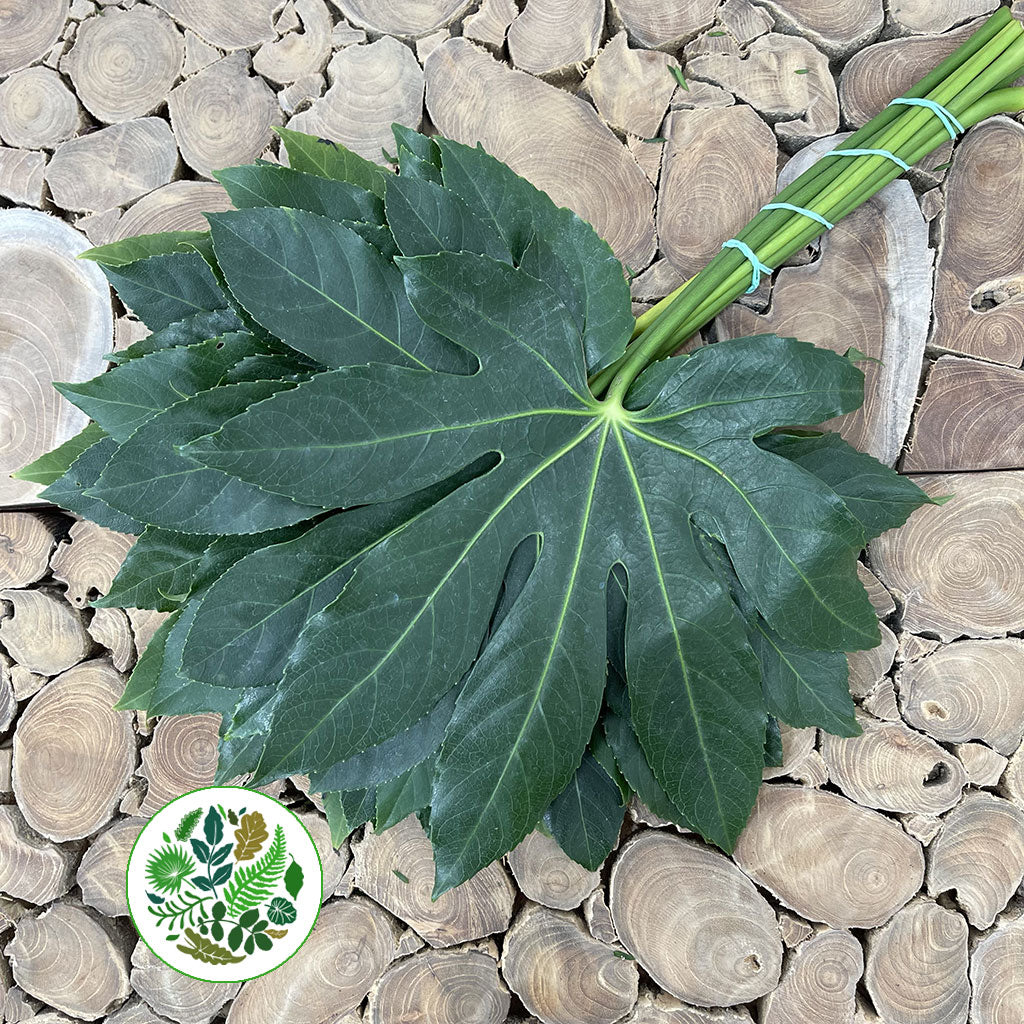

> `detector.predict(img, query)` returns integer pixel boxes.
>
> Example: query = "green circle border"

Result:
[125,784,324,984]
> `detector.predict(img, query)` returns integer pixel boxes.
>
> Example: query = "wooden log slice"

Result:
[955,742,1006,788]
[864,899,969,1024]
[0,0,65,76]
[51,520,134,608]
[149,0,280,50]
[609,0,718,49]
[329,0,473,37]
[970,917,1024,1024]
[0,513,60,589]
[63,7,183,124]
[45,117,179,212]
[507,830,601,911]
[463,0,518,49]
[846,622,896,697]
[820,713,966,814]
[106,997,177,1024]
[12,659,134,842]
[777,912,814,948]
[76,818,144,917]
[898,640,1024,754]
[288,36,422,165]
[0,210,112,504]
[296,810,350,898]
[759,928,863,1024]
[127,609,171,658]
[138,712,219,815]
[0,805,79,904]
[252,0,332,85]
[0,589,91,675]
[889,0,998,35]
[733,784,924,928]
[859,563,895,618]
[926,791,1024,928]
[583,887,617,944]
[225,897,400,1024]
[870,472,1024,640]
[930,118,1024,366]
[761,724,815,781]
[130,940,239,1024]
[88,608,136,673]
[352,815,514,947]
[6,903,130,1020]
[609,831,782,1006]
[625,992,754,1022]
[169,53,280,178]
[719,134,932,466]
[905,357,1024,472]
[753,0,881,57]
[0,67,82,150]
[658,106,776,281]
[367,948,510,1024]
[0,146,46,207]
[502,902,638,1024]
[507,0,603,77]
[425,37,657,273]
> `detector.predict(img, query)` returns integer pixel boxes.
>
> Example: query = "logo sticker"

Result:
[127,786,322,982]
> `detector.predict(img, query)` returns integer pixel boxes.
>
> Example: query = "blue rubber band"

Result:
[888,97,964,140]
[722,239,774,293]
[761,202,834,231]
[827,147,912,172]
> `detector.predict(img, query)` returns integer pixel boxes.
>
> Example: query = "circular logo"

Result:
[127,786,322,982]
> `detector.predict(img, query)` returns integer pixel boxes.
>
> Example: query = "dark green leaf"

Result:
[211,863,233,886]
[253,931,273,951]
[115,611,177,712]
[107,307,245,365]
[764,716,784,767]
[204,806,223,846]
[283,860,304,901]
[544,752,624,870]
[322,788,377,845]
[12,423,105,486]
[375,761,433,831]
[238,908,259,929]
[392,124,442,183]
[276,126,391,197]
[82,231,209,267]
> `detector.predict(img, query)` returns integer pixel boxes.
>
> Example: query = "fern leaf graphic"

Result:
[174,807,203,841]
[223,825,286,916]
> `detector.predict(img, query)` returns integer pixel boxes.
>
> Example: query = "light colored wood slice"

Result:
[789,746,828,785]
[296,811,350,899]
[12,659,134,842]
[583,887,617,944]
[77,207,123,247]
[864,899,968,1024]
[719,0,774,43]
[352,815,514,948]
[0,210,112,505]
[626,134,663,187]
[847,621,896,697]
[127,610,171,661]
[901,813,942,846]
[120,777,146,815]
[760,928,862,1024]
[927,791,1024,929]
[425,37,657,273]
[733,784,924,928]
[658,106,776,281]
[930,118,1024,366]
[820,712,966,814]
[149,0,280,50]
[328,0,473,36]
[970,916,1024,1024]
[253,0,332,84]
[0,0,65,76]
[279,72,325,115]
[687,34,838,149]
[862,680,900,721]
[1003,743,1024,807]
[502,901,638,1024]
[330,18,367,47]
[181,30,221,77]
[858,563,895,618]
[0,147,46,207]
[507,0,603,76]
[778,912,813,948]
[0,742,11,797]
[584,32,677,138]
[0,513,60,589]
[0,67,81,149]
[718,133,931,466]
[106,997,176,1024]
[45,117,178,212]
[609,0,718,49]
[88,608,136,672]
[0,894,31,937]
[871,472,1024,640]
[890,0,998,35]
[610,831,781,1006]
[0,589,91,675]
[225,896,400,1024]
[51,520,135,609]
[130,940,239,1024]
[955,742,1007,788]
[898,640,1024,753]
[138,712,219,815]
[507,830,601,911]
[416,29,450,65]
[631,258,686,303]
[9,664,45,700]
[905,357,1024,472]
[898,632,940,665]
[169,53,280,178]
[6,902,130,1020]
[0,805,78,904]
[463,0,517,48]
[754,0,881,57]
[76,818,144,917]
[624,991,753,1023]
[670,79,736,109]
[394,926,425,957]
[288,36,422,165]
[762,724,815,781]
[62,7,183,124]
[367,948,509,1024]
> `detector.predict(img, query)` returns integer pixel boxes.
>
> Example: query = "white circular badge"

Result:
[127,786,322,983]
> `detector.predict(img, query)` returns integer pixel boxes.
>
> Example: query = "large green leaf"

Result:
[544,752,624,870]
[12,423,105,486]
[276,126,391,197]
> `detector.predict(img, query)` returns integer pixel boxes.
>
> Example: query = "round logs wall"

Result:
[1,1,1023,1021]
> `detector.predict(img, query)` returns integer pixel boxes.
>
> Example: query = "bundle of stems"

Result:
[594,6,1024,400]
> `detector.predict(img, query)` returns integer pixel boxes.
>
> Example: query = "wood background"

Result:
[2,0,1024,1021]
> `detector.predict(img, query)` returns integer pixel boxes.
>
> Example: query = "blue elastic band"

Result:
[888,97,964,140]
[761,202,834,231]
[722,239,774,293]
[827,148,911,172]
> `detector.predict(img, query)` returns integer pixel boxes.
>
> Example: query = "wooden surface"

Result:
[1,2,1023,1021]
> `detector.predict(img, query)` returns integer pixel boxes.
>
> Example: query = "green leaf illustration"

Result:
[266,897,296,926]
[222,826,287,916]
[145,844,196,895]
[283,859,304,901]
[176,928,245,965]
[174,808,203,842]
